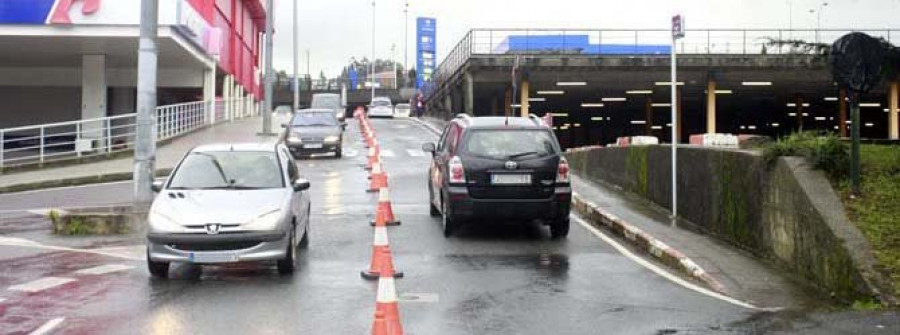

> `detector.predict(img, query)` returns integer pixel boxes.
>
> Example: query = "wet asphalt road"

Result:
[0,118,897,334]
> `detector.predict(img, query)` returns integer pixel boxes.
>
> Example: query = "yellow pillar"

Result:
[706,78,716,134]
[520,80,530,117]
[890,80,899,140]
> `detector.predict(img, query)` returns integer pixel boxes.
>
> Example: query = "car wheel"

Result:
[277,227,297,275]
[299,217,309,249]
[335,148,342,159]
[441,199,455,238]
[428,181,440,217]
[147,248,169,279]
[550,217,570,239]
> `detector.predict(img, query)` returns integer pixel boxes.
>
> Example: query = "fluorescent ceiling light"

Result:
[654,82,684,86]
[652,103,671,107]
[630,120,647,124]
[556,82,587,86]
[748,125,757,130]
[714,90,732,94]
[528,98,546,102]
[573,123,582,127]
[803,113,809,116]
[741,81,772,86]
[590,117,604,121]
[651,125,663,130]
[581,103,605,108]
[885,108,891,112]
[815,117,826,121]
[788,112,797,116]
[860,103,881,107]
[510,104,522,108]
[786,103,810,107]
[824,97,838,101]
[626,90,653,94]
[551,113,568,117]
[601,97,627,102]
[740,126,747,130]
[771,123,780,127]
[537,90,565,95]
[865,122,875,127]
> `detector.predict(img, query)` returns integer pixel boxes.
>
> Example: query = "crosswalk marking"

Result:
[29,317,65,335]
[74,264,134,276]
[406,149,425,157]
[9,277,75,293]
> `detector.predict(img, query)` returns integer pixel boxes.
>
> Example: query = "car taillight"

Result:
[556,157,570,183]
[449,156,466,184]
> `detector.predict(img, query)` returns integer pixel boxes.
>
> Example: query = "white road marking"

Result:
[28,317,65,335]
[343,149,358,157]
[399,293,439,303]
[9,277,76,293]
[571,215,765,310]
[380,149,395,158]
[73,264,134,276]
[0,180,131,197]
[406,149,425,157]
[0,298,6,304]
[0,237,144,261]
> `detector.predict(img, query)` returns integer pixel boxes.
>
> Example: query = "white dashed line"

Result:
[343,149,358,157]
[571,215,762,310]
[406,149,425,157]
[28,317,65,335]
[74,264,134,276]
[380,149,395,157]
[9,277,76,293]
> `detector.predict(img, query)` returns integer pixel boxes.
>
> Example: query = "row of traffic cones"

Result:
[356,108,404,335]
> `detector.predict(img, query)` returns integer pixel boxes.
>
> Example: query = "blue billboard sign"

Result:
[416,17,436,90]
[0,0,56,24]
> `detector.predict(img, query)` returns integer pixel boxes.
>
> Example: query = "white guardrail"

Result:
[0,98,257,169]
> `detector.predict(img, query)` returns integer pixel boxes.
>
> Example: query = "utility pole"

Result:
[404,1,409,88]
[134,0,158,205]
[292,0,299,111]
[306,49,310,87]
[261,0,275,135]
[670,15,685,220]
[391,43,397,89]
[371,1,376,101]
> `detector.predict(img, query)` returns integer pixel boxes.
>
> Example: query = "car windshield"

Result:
[168,151,284,190]
[372,100,391,107]
[291,112,338,126]
[311,95,341,108]
[464,129,558,159]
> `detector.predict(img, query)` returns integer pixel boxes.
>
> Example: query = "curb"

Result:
[571,193,727,293]
[0,168,173,194]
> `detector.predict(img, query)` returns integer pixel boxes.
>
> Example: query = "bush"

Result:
[763,132,849,179]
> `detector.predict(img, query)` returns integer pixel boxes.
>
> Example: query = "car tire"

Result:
[442,200,455,238]
[299,218,309,249]
[550,217,570,239]
[277,228,297,275]
[147,248,169,279]
[335,148,342,159]
[430,202,441,217]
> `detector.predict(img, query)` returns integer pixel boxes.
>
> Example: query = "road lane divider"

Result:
[361,228,403,280]
[8,277,75,293]
[372,276,403,335]
[366,146,380,171]
[371,187,401,227]
[368,163,388,193]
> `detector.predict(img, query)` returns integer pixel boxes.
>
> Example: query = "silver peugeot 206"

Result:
[146,142,311,278]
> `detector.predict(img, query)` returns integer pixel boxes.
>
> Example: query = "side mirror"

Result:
[292,178,311,192]
[151,180,165,193]
[422,143,436,153]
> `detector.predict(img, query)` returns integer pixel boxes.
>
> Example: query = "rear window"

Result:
[463,129,558,159]
[372,100,391,107]
[291,112,339,126]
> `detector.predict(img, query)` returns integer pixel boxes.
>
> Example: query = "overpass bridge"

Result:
[424,28,900,147]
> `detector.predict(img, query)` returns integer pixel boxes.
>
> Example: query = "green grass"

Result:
[835,144,900,298]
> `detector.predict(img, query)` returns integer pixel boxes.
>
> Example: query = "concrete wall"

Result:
[566,146,895,304]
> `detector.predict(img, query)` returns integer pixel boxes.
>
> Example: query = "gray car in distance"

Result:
[282,109,344,158]
[146,143,312,278]
[310,93,346,123]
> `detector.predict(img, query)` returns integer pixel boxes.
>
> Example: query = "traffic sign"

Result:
[672,15,685,39]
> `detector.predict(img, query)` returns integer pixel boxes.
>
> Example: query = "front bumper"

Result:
[147,231,289,264]
[286,141,341,155]
[445,185,571,222]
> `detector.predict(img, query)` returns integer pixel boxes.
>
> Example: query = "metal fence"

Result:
[0,97,258,170]
[428,28,899,98]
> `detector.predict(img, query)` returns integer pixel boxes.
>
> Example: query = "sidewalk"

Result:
[571,174,814,309]
[0,115,284,192]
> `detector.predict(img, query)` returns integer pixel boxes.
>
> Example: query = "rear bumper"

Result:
[147,231,289,264]
[445,185,571,221]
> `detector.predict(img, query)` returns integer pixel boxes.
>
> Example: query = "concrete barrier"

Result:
[566,145,897,305]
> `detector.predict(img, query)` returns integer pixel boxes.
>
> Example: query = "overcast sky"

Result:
[269,0,900,77]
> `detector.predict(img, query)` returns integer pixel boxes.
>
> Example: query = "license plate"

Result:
[190,252,238,263]
[304,143,323,149]
[491,174,531,185]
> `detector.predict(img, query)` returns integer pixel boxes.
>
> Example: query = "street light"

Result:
[404,1,409,88]
[371,1,376,102]
[292,0,299,112]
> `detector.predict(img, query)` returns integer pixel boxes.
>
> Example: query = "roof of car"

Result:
[192,142,280,153]
[296,108,335,114]
[454,116,548,129]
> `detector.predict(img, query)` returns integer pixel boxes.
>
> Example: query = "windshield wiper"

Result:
[194,152,232,185]
[508,151,540,159]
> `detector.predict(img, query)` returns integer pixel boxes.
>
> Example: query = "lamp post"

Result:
[292,0,299,111]
[134,0,158,205]
[371,1,376,102]
[261,0,275,135]
[671,15,685,220]
[404,1,409,88]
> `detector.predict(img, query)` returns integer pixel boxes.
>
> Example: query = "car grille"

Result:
[168,242,262,252]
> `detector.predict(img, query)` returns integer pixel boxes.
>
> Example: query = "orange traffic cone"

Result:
[371,311,389,335]
[371,187,400,226]
[374,274,404,335]
[367,163,388,192]
[366,147,380,171]
[362,230,403,279]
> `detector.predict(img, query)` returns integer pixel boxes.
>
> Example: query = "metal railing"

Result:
[0,97,258,170]
[427,28,899,98]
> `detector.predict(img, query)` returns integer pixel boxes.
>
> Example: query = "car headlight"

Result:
[149,211,184,233]
[287,135,302,143]
[243,210,283,231]
[324,135,340,143]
